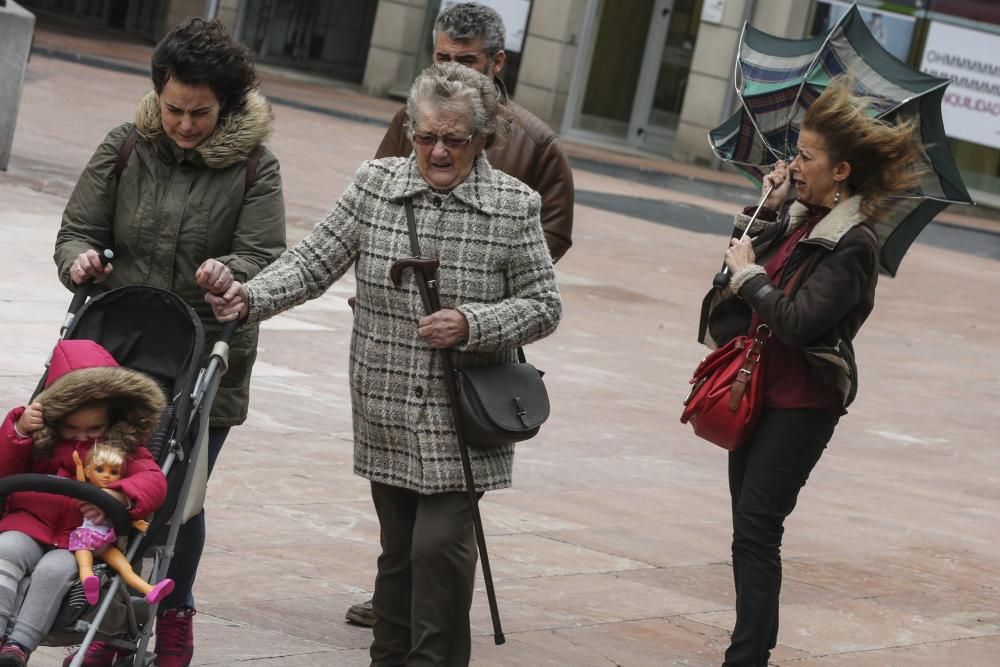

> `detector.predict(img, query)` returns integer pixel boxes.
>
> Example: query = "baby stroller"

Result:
[0,274,237,666]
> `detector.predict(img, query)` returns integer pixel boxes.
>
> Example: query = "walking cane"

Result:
[389,256,506,646]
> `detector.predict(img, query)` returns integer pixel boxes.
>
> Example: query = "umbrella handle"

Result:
[712,185,774,290]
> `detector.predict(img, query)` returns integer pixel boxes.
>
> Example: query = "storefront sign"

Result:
[809,0,915,62]
[701,0,725,24]
[919,21,1000,150]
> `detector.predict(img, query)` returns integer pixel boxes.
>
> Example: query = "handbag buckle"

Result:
[513,396,530,427]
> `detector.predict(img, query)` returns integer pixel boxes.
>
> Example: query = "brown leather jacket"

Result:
[375,92,574,262]
[699,196,879,408]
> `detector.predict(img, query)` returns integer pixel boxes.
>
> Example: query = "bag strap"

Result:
[244,145,260,195]
[733,260,810,407]
[403,199,435,316]
[402,198,527,363]
[115,127,140,181]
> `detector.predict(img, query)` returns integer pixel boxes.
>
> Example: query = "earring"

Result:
[833,190,841,205]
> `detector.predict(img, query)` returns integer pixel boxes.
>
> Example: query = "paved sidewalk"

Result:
[2,39,999,667]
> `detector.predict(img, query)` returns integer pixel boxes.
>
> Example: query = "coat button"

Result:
[433,196,442,207]
[414,386,424,398]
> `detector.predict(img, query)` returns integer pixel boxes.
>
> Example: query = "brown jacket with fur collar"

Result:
[700,195,879,408]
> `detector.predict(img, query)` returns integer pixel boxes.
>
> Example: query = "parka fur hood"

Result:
[134,89,274,168]
[32,340,166,457]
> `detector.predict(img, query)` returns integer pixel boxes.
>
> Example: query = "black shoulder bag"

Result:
[403,199,550,449]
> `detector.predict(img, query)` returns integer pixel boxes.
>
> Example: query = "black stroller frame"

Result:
[0,281,237,666]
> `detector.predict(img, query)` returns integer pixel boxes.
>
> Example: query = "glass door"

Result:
[565,0,700,154]
[628,0,701,152]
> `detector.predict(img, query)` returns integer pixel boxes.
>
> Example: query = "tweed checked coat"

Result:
[243,155,562,494]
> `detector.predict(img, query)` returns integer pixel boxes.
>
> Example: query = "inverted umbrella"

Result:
[709,3,973,278]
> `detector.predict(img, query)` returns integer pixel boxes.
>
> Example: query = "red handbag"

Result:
[680,323,770,451]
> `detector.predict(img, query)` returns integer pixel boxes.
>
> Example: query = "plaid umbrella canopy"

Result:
[709,4,973,276]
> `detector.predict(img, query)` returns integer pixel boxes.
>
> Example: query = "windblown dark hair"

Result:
[802,77,926,219]
[151,18,259,118]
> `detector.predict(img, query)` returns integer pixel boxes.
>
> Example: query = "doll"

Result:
[71,444,174,606]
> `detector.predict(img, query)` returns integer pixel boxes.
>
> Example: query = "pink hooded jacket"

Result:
[0,340,168,549]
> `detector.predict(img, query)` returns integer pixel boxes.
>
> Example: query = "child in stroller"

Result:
[0,339,168,666]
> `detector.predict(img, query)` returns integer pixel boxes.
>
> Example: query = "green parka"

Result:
[54,90,286,427]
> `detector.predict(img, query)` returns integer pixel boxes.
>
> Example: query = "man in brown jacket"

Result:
[375,2,574,262]
[346,2,575,628]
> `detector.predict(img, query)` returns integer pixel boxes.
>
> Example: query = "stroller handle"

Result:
[67,249,115,317]
[0,474,133,536]
[219,319,240,343]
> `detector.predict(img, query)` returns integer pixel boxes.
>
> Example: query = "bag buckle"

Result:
[513,396,530,427]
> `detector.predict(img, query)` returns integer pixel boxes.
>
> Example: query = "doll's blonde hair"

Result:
[86,443,126,469]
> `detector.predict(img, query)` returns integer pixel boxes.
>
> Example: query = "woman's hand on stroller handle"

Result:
[195,258,235,295]
[70,249,114,285]
[206,281,248,322]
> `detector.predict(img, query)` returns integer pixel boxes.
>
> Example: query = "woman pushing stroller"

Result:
[0,340,168,666]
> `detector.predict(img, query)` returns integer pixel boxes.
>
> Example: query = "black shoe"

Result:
[345,598,375,627]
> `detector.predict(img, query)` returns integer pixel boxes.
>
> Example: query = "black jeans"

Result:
[161,426,230,610]
[724,408,837,667]
[369,482,478,667]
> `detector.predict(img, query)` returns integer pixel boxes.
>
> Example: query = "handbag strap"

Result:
[403,199,435,316]
[731,260,810,409]
[403,198,527,363]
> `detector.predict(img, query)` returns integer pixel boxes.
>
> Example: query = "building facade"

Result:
[21,0,1000,201]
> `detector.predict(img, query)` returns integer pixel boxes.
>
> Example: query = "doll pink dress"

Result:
[69,517,117,553]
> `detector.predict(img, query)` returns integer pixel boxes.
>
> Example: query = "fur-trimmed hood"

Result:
[32,340,166,457]
[134,89,274,168]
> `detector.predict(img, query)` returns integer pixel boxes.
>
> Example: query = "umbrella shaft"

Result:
[719,185,775,278]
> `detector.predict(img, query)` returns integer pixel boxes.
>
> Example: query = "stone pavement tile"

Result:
[486,533,652,580]
[207,427,357,470]
[472,617,737,667]
[225,649,370,666]
[873,587,1000,636]
[538,518,735,570]
[208,461,366,506]
[488,486,728,533]
[187,610,349,665]
[196,501,379,552]
[469,597,596,635]
[202,593,374,649]
[478,494,591,534]
[619,561,857,611]
[193,545,375,607]
[250,541,380,589]
[688,592,997,655]
[777,635,1000,666]
[497,572,722,624]
[781,547,1000,599]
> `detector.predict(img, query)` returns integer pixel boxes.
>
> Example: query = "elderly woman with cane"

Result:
[697,78,926,666]
[209,62,561,665]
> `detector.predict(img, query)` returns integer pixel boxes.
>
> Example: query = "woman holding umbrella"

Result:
[701,78,925,666]
[208,62,561,665]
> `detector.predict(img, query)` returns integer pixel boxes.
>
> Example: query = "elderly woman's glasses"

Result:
[412,133,474,149]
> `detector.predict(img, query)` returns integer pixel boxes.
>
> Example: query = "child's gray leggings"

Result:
[0,530,77,651]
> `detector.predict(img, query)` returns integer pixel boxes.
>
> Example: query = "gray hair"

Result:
[406,62,512,149]
[433,2,506,57]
